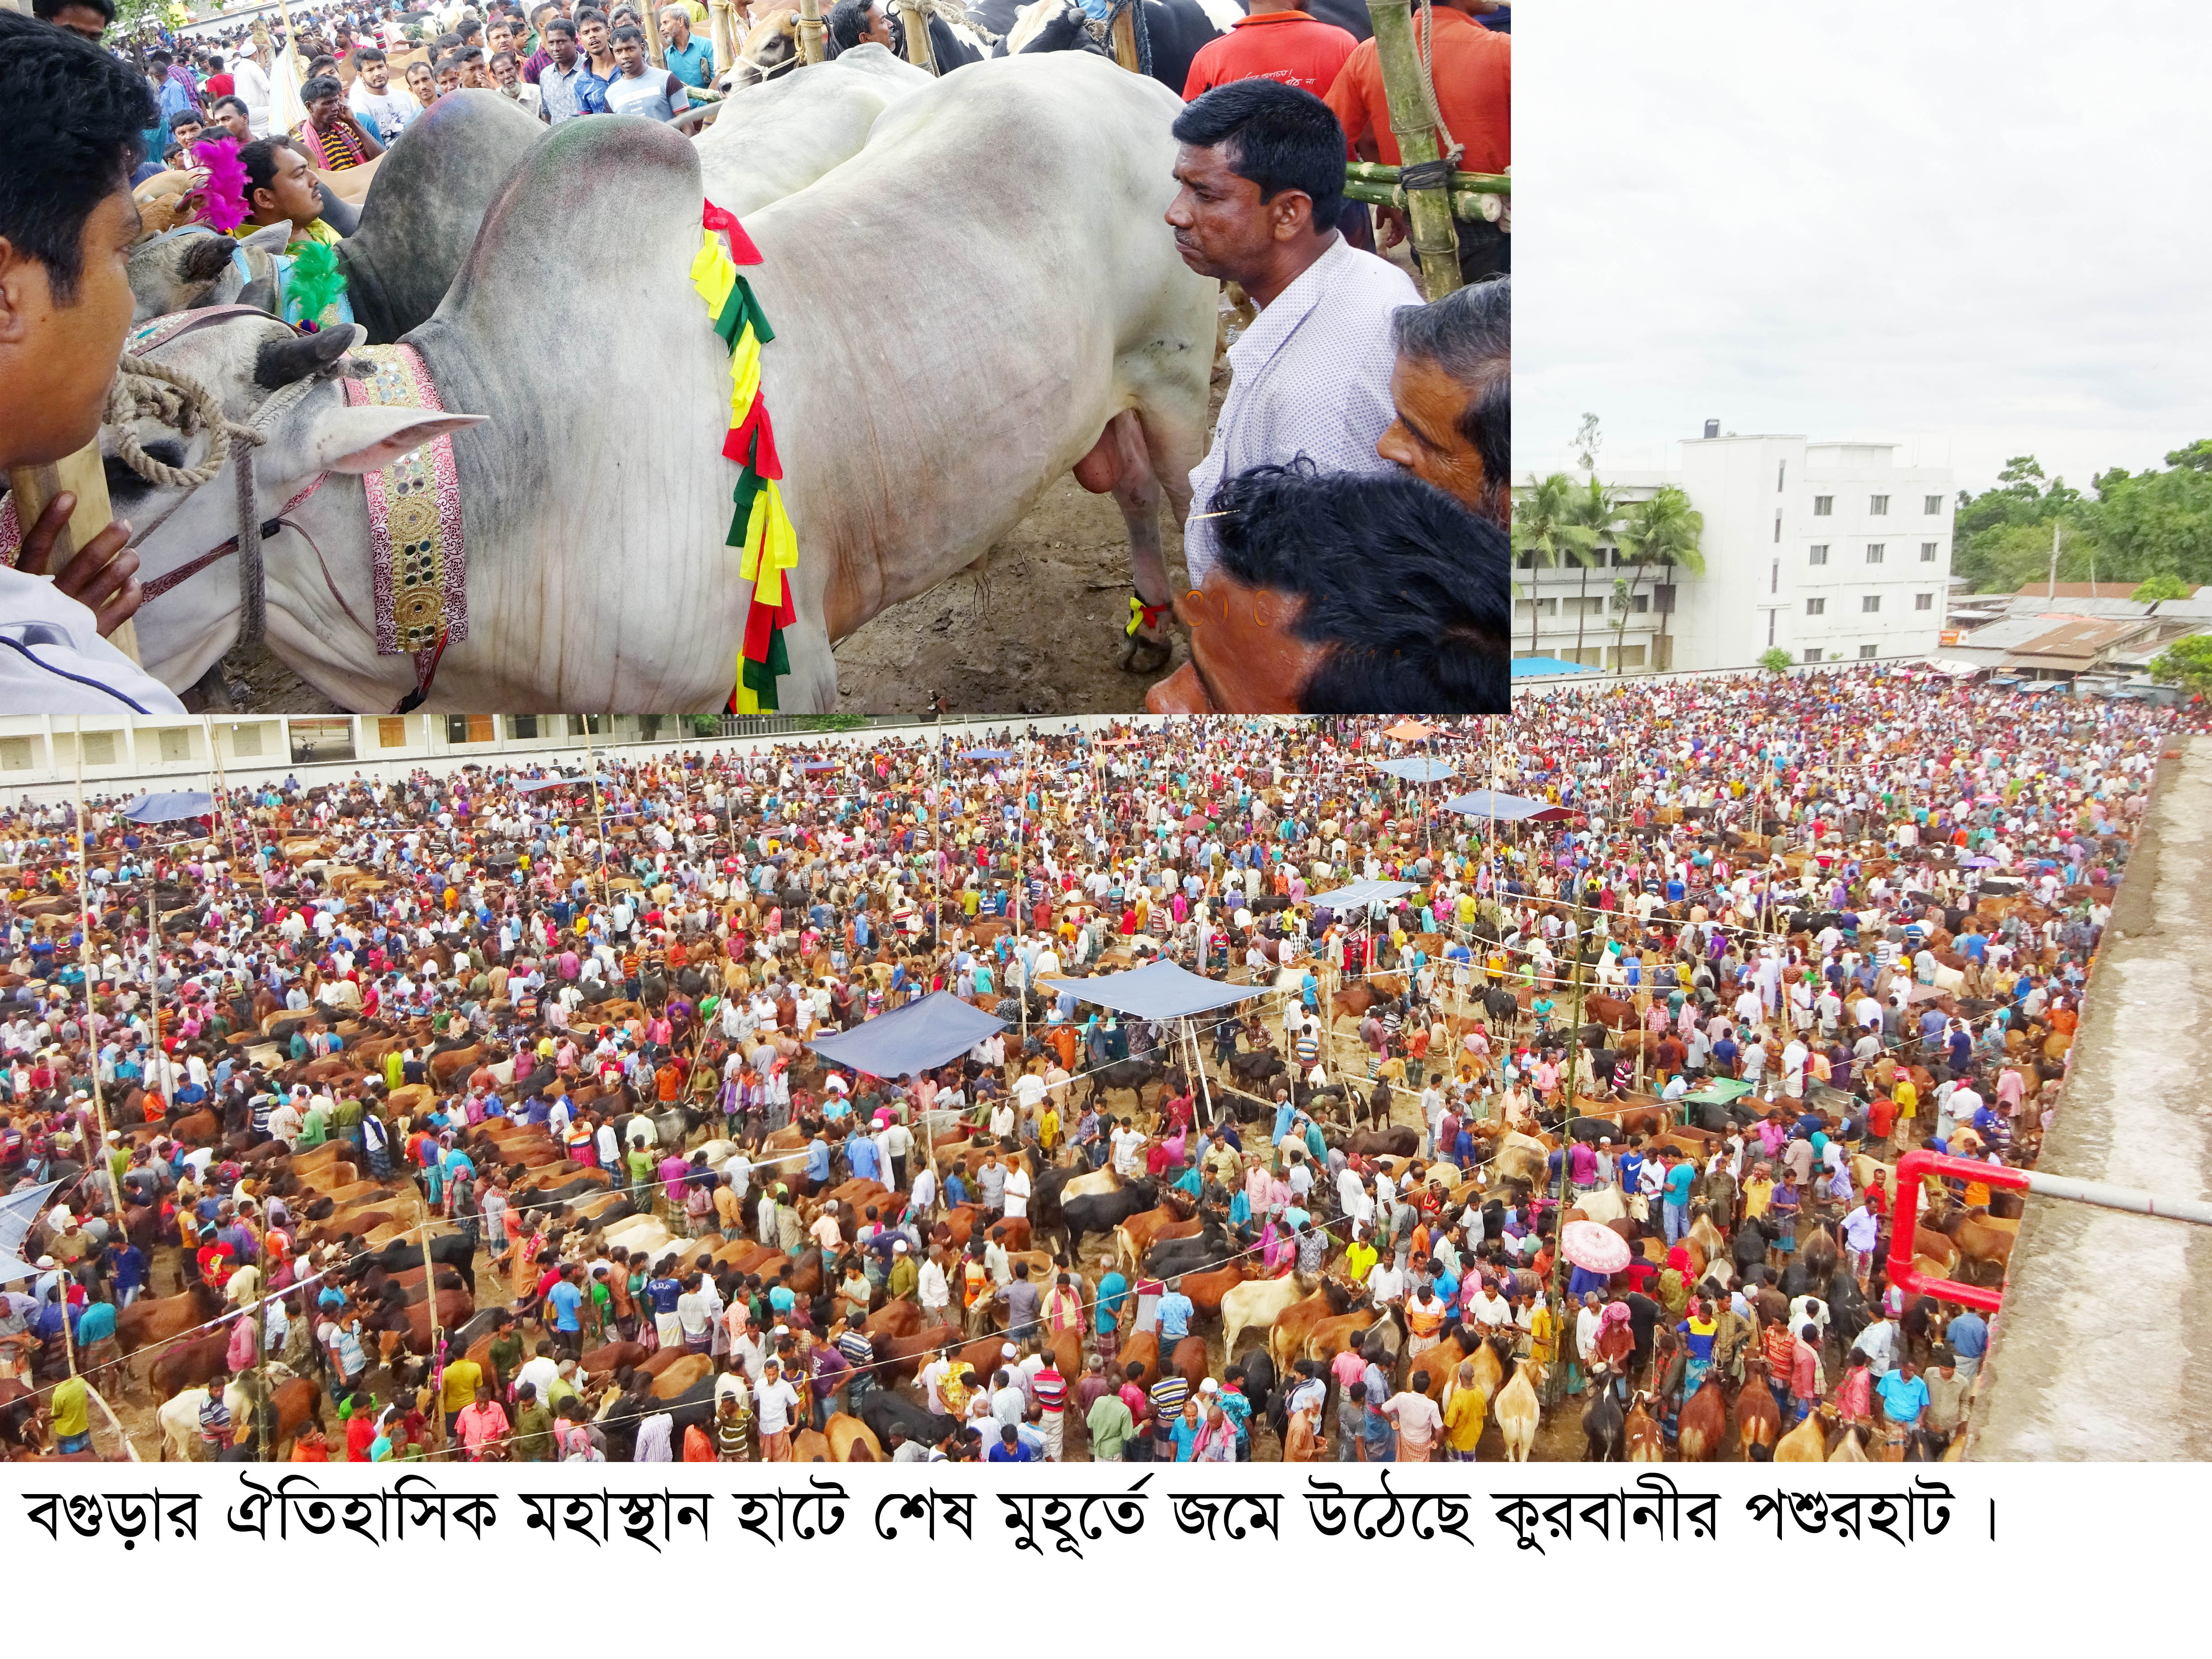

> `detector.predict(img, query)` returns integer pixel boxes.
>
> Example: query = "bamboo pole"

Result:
[893,0,936,71]
[707,0,736,73]
[70,719,118,1173]
[794,0,826,64]
[11,450,141,665]
[1107,0,1141,73]
[642,0,667,66]
[1361,0,1461,301]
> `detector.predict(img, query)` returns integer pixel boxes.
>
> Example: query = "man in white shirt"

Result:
[346,45,420,141]
[231,33,273,137]
[1162,79,1420,599]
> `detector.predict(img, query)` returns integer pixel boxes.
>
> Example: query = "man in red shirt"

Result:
[1183,0,1366,244]
[1325,0,1509,281]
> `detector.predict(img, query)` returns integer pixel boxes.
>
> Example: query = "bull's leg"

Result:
[1074,409,1173,673]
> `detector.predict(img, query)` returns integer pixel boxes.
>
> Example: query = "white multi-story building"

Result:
[1513,429,1954,674]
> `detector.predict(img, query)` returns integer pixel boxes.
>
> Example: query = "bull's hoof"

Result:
[1120,631,1173,675]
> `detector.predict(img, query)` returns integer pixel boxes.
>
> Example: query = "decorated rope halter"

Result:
[691,200,797,712]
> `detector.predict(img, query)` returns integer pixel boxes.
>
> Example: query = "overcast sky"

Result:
[1516,1,2212,497]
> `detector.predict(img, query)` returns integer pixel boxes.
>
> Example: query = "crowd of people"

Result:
[1,0,1508,714]
[0,670,2190,1462]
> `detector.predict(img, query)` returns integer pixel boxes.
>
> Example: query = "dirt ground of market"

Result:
[91,976,1586,1465]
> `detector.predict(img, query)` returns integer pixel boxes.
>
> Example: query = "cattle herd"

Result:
[0,669,2192,1463]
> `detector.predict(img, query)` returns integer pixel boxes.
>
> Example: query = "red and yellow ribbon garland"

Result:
[692,200,798,712]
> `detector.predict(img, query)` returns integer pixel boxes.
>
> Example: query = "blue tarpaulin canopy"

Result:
[807,991,1004,1078]
[1305,879,1420,909]
[1445,789,1574,823]
[121,792,213,823]
[1512,656,1598,678]
[1040,960,1261,1021]
[1375,758,1457,783]
[957,748,1016,761]
[0,1179,60,1284]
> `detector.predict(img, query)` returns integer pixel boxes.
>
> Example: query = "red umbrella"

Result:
[1561,1219,1630,1275]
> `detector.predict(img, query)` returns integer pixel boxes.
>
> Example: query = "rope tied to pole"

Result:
[1405,0,1461,166]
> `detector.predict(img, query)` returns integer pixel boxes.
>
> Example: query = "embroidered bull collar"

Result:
[693,200,797,712]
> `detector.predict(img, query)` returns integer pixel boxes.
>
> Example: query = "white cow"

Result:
[117,54,1213,711]
[694,45,933,212]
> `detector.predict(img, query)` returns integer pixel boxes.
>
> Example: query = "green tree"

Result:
[2150,634,2212,696]
[1614,485,1706,673]
[1563,476,1619,668]
[1510,473,1598,665]
[1758,647,1794,673]
[2132,575,2194,603]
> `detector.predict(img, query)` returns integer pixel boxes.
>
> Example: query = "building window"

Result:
[230,724,264,758]
[1915,592,1934,612]
[445,715,495,745]
[1773,511,1782,544]
[1920,542,1939,562]
[1924,494,1943,514]
[1859,643,1879,660]
[1813,496,1832,516]
[1865,544,1885,564]
[1805,597,1826,616]
[1862,595,1882,614]
[291,718,356,763]
[1770,560,1779,595]
[73,731,118,767]
[566,715,608,737]
[1870,495,1889,515]
[1611,643,1647,669]
[1767,610,1776,646]
[1803,647,1823,664]
[155,727,194,763]
[376,717,409,749]
[1809,544,1829,566]
[1613,593,1649,614]
[0,737,36,772]
[509,716,540,739]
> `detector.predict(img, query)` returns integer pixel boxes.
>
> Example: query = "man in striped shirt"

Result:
[299,75,383,171]
[1031,1354,1067,1461]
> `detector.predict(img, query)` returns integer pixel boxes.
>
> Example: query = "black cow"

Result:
[1062,1176,1160,1246]
[1226,1047,1286,1091]
[862,1388,958,1454]
[1087,1057,1163,1112]
[984,0,1226,96]
[369,1230,478,1293]
[1144,1219,1232,1279]
[1482,985,1520,1026]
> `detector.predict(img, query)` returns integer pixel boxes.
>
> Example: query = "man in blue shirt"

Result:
[805,1133,831,1189]
[986,1423,1035,1461]
[1945,1308,1988,1382]
[546,1266,586,1353]
[1875,1359,1930,1445]
[1157,1279,1195,1345]
[657,6,716,85]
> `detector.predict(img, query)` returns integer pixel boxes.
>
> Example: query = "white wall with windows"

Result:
[1514,433,1953,673]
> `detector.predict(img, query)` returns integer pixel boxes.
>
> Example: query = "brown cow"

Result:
[824,1411,882,1461]
[1736,1355,1781,1458]
[1330,973,1407,1031]
[1115,1330,1161,1389]
[115,1283,222,1357]
[1677,1374,1727,1461]
[649,1354,714,1399]
[1268,1280,1356,1375]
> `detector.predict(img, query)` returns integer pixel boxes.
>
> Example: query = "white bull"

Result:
[117,53,1212,711]
[694,45,933,212]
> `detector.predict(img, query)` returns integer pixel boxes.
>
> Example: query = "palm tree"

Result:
[1564,476,1620,668]
[1613,486,1707,674]
[1510,473,1598,666]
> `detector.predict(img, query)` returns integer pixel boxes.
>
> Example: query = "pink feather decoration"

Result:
[192,136,249,233]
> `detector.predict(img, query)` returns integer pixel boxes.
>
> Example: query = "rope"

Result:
[103,352,258,492]
[1406,0,1461,167]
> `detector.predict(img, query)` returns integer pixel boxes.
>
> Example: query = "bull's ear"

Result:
[299,407,487,475]
[239,220,295,258]
[179,233,238,285]
[255,322,361,388]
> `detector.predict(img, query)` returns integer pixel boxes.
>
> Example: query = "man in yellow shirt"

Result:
[48,1374,92,1456]
[1342,1230,1378,1287]
[439,1356,484,1439]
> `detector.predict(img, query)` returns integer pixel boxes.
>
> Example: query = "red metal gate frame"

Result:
[1886,1147,2212,1312]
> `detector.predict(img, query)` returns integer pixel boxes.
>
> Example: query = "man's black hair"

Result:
[611,22,644,43]
[1391,274,1509,492]
[301,72,344,101]
[237,134,303,206]
[0,10,155,303]
[575,6,609,23]
[543,14,576,33]
[1170,77,1345,230]
[34,0,117,21]
[1206,459,1510,715]
[212,93,248,117]
[826,0,871,53]
[148,47,172,67]
[354,43,387,63]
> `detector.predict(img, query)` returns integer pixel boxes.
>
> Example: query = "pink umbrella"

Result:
[1561,1219,1631,1275]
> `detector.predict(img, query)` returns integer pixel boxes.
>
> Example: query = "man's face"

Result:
[435,66,462,94]
[49,0,107,39]
[172,117,205,151]
[1166,141,1297,285]
[658,8,686,42]
[215,102,250,140]
[0,189,140,471]
[493,52,519,85]
[489,23,515,52]
[1377,353,1495,521]
[407,60,437,97]
[612,33,643,71]
[253,145,323,227]
[360,56,389,89]
[578,17,608,52]
[1146,568,1323,715]
[307,91,345,127]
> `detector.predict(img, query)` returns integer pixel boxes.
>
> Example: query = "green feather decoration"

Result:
[286,240,347,324]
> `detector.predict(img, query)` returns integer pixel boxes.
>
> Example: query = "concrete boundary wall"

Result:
[1971,736,2212,1458]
